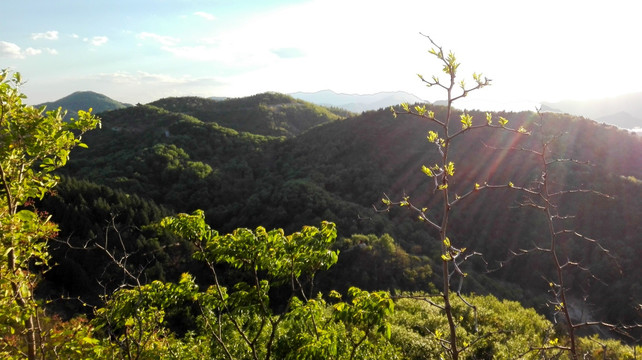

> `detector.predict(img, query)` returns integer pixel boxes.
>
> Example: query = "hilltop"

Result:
[150,92,351,137]
[36,91,131,119]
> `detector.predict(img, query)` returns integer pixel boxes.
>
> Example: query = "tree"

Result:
[385,36,639,359]
[384,35,527,359]
[0,69,100,359]
[493,109,640,358]
[88,210,398,359]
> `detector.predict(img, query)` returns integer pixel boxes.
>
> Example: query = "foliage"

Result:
[384,35,533,359]
[150,92,346,138]
[318,233,434,293]
[2,65,640,358]
[54,85,642,336]
[0,69,100,359]
[390,294,552,359]
[37,176,186,315]
[84,211,399,359]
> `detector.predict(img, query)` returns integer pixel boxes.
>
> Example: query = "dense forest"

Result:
[50,92,642,320]
[2,48,641,359]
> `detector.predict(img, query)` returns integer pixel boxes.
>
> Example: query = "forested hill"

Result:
[37,90,131,119]
[47,93,642,338]
[149,92,351,137]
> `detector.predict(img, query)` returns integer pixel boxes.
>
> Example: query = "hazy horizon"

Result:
[2,0,641,112]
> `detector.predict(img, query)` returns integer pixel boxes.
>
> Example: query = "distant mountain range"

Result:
[290,90,427,113]
[542,92,642,130]
[35,89,642,132]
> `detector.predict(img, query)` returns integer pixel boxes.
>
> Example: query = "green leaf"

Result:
[427,130,439,143]
[460,113,473,129]
[3,246,14,257]
[16,210,37,222]
[445,161,455,176]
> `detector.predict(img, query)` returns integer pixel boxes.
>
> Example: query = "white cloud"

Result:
[93,71,225,103]
[84,36,108,46]
[91,36,109,46]
[45,48,58,55]
[31,30,59,40]
[137,32,180,46]
[0,42,53,59]
[24,48,42,56]
[0,41,24,59]
[99,71,221,86]
[194,11,216,21]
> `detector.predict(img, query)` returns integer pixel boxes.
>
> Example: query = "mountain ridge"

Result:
[36,90,132,119]
[39,89,642,132]
[542,92,642,130]
[149,92,350,137]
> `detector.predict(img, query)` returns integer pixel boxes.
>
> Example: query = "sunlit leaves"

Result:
[473,72,485,85]
[427,130,439,143]
[421,165,434,177]
[333,287,395,339]
[460,113,473,130]
[400,196,410,207]
[498,116,508,127]
[428,110,435,119]
[0,69,100,359]
[443,51,459,76]
[486,112,493,125]
[429,47,443,59]
[445,162,455,177]
[161,211,339,282]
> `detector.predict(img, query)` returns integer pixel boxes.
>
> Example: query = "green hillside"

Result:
[48,93,642,339]
[149,92,350,137]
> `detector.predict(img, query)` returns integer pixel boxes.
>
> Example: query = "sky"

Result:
[2,0,641,111]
